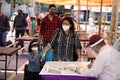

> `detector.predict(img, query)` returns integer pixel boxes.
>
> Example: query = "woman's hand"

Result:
[77,57,82,61]
[41,52,46,62]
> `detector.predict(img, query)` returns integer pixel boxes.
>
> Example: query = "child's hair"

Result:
[61,17,75,31]
[28,39,40,52]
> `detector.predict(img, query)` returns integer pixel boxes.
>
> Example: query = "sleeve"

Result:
[5,16,10,31]
[57,17,61,27]
[74,32,82,52]
[28,53,39,64]
[82,54,106,77]
[40,18,45,35]
[13,16,17,28]
[49,29,59,48]
[23,18,28,27]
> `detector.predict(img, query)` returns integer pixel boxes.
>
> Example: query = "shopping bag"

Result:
[39,48,54,61]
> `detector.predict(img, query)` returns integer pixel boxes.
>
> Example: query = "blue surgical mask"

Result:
[50,10,56,15]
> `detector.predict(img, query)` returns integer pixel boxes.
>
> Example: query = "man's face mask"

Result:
[50,10,56,15]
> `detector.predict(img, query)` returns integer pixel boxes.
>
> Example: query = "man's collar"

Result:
[99,45,110,52]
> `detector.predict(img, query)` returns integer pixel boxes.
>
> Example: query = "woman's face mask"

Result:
[62,25,70,31]
[31,47,38,51]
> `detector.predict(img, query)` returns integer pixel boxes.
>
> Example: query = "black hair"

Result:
[17,9,22,13]
[61,17,75,31]
[28,39,40,52]
[48,4,56,9]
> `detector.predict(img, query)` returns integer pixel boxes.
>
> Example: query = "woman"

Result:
[41,17,82,61]
[25,13,32,36]
[26,39,41,80]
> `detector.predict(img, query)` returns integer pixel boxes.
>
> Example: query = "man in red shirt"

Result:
[40,4,61,46]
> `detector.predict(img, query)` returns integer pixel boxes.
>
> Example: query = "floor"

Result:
[0,52,28,80]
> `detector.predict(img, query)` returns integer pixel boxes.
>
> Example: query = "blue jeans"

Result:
[0,31,7,46]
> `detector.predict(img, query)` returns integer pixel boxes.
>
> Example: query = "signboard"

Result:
[73,6,90,10]
[91,7,112,12]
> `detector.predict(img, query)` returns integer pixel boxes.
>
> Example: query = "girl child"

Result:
[26,39,41,80]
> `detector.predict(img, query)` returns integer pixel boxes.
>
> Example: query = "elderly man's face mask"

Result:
[90,47,98,57]
[91,43,101,54]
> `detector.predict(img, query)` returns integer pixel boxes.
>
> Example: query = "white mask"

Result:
[62,25,70,31]
[31,47,38,51]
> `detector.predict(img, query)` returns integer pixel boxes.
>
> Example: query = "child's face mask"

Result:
[31,47,38,51]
